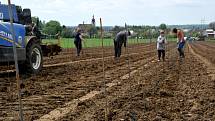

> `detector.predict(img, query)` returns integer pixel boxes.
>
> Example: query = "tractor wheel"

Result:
[24,42,43,74]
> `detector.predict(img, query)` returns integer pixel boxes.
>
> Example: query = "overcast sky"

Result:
[1,0,215,26]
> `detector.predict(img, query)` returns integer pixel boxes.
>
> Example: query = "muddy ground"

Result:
[0,42,215,121]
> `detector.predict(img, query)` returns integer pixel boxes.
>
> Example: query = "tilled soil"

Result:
[0,43,172,120]
[0,42,215,121]
[60,42,215,121]
[190,42,215,65]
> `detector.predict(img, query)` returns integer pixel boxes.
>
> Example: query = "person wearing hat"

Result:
[74,28,84,56]
[157,30,167,61]
[114,30,132,58]
[172,28,185,58]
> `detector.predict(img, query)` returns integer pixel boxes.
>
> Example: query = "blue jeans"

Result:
[178,42,185,49]
[177,42,185,58]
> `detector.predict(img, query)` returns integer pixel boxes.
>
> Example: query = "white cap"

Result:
[130,30,134,35]
[160,30,165,34]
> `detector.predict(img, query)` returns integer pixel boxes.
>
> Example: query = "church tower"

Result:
[91,15,96,26]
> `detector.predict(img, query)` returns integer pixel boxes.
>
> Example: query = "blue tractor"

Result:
[0,3,61,73]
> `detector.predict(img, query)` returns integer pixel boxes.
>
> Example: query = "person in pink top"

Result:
[173,28,186,58]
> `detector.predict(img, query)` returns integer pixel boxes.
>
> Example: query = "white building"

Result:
[206,29,215,38]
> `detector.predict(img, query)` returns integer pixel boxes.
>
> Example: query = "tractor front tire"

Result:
[20,42,43,74]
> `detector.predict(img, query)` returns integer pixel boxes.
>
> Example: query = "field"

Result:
[0,41,215,121]
[42,38,176,48]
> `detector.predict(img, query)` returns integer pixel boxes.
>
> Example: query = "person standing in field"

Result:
[173,28,186,58]
[74,28,84,56]
[157,30,167,62]
[114,30,131,58]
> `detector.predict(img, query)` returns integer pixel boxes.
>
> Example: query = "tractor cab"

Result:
[0,3,19,23]
[0,3,32,25]
[0,3,41,38]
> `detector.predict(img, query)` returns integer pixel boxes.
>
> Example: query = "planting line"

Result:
[0,51,149,75]
[44,51,153,68]
[0,69,14,74]
[188,44,215,80]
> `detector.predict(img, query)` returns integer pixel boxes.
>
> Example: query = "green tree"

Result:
[31,17,45,30]
[42,20,62,35]
[112,26,124,36]
[209,21,215,30]
[61,26,74,38]
[159,23,167,30]
[89,26,98,38]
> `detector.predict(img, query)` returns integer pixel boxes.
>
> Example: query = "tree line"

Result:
[33,16,215,39]
[32,17,170,39]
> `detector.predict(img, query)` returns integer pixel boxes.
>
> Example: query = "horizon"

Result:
[66,24,209,28]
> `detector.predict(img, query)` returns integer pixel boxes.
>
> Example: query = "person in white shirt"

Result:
[157,30,167,62]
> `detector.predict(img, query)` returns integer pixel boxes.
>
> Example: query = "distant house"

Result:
[206,29,215,39]
[77,15,96,38]
[183,29,190,33]
[77,23,94,33]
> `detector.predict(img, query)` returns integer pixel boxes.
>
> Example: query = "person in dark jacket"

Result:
[74,28,84,56]
[114,30,131,58]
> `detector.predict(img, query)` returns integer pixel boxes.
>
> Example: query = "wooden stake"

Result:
[8,0,24,120]
[100,18,108,121]
[125,23,131,79]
